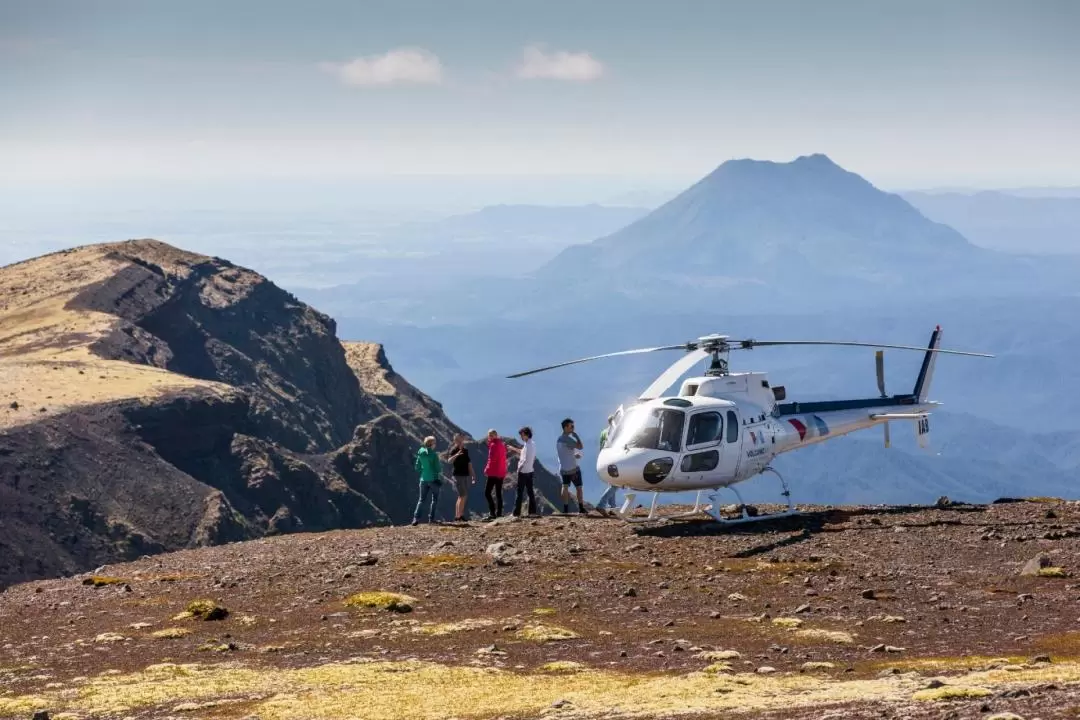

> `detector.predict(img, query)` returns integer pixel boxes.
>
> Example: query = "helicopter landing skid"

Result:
[615,490,712,524]
[705,467,799,525]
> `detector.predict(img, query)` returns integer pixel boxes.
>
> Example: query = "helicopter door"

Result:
[679,410,724,474]
[716,408,742,480]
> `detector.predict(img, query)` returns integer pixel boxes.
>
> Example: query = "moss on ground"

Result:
[82,576,127,587]
[1037,567,1067,578]
[396,554,484,572]
[185,599,229,621]
[794,628,856,644]
[912,686,992,701]
[514,623,579,642]
[343,592,417,613]
[7,658,1079,720]
[151,627,191,640]
[538,661,585,674]
[413,619,498,636]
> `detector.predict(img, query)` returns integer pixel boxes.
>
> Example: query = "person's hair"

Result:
[519,426,532,438]
[561,418,574,429]
[487,428,498,437]
[423,435,435,447]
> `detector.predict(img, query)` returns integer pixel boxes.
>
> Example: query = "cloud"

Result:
[320,47,443,87]
[516,44,605,81]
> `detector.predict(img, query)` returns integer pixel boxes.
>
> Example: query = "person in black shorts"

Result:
[446,433,474,521]
[555,418,586,514]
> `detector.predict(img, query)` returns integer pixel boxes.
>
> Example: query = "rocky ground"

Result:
[3,498,1080,719]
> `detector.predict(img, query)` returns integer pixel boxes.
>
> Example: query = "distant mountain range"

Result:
[904,190,1080,255]
[324,153,1080,508]
[527,154,1078,317]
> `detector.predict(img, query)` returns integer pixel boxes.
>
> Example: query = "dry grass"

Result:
[771,617,803,629]
[412,619,498,636]
[911,686,992,701]
[514,623,579,642]
[83,576,127,587]
[185,599,229,621]
[538,661,586,674]
[151,628,192,640]
[794,628,856,645]
[1037,567,1067,578]
[343,592,417,613]
[8,658,1080,720]
[396,554,484,573]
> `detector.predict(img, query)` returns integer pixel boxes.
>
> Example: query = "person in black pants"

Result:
[507,426,537,516]
[483,429,508,520]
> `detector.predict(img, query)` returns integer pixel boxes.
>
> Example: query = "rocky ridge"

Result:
[0,239,561,589]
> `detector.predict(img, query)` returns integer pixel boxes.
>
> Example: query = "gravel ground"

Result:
[3,499,1080,719]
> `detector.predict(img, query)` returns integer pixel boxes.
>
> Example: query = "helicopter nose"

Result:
[597,448,678,489]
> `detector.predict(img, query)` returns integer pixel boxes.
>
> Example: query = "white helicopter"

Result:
[507,327,993,524]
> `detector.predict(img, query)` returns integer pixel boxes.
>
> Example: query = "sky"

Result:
[1,0,1078,197]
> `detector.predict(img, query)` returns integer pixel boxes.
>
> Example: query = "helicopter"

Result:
[507,326,993,524]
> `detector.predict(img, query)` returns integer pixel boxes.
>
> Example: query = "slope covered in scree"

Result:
[0,240,561,589]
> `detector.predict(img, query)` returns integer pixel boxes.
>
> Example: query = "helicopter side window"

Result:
[726,410,739,443]
[685,411,723,449]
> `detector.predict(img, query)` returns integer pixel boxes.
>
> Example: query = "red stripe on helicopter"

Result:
[787,419,807,441]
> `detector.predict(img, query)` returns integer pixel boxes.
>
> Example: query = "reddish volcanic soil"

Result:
[3,499,1080,719]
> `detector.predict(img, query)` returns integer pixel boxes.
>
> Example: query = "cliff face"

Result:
[0,240,559,589]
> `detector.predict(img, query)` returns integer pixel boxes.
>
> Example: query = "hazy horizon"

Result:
[3,0,1079,196]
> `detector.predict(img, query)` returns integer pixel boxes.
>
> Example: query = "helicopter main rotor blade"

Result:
[505,344,690,379]
[731,339,994,358]
[639,348,711,400]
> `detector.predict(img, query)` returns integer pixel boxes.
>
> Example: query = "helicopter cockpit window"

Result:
[685,412,723,448]
[610,406,685,453]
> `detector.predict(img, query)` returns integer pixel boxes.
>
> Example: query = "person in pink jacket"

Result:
[484,429,508,520]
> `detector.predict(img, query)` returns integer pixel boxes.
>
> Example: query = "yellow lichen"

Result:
[696,650,742,661]
[538,661,585,674]
[185,599,229,621]
[397,554,483,572]
[794,629,856,644]
[2,659,1080,720]
[151,627,191,640]
[771,617,803,629]
[912,686,992,701]
[82,576,127,587]
[531,608,557,616]
[413,619,498,636]
[514,623,579,642]
[702,662,733,674]
[1037,567,1067,578]
[343,592,417,613]
[801,662,836,671]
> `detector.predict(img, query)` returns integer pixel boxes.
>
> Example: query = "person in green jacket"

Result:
[412,436,442,525]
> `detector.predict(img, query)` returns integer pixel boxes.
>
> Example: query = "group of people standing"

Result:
[411,417,615,524]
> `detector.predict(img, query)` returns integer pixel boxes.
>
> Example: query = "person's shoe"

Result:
[410,518,418,526]
[563,505,569,514]
[579,508,588,515]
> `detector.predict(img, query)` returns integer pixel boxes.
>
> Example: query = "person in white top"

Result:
[507,426,538,517]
